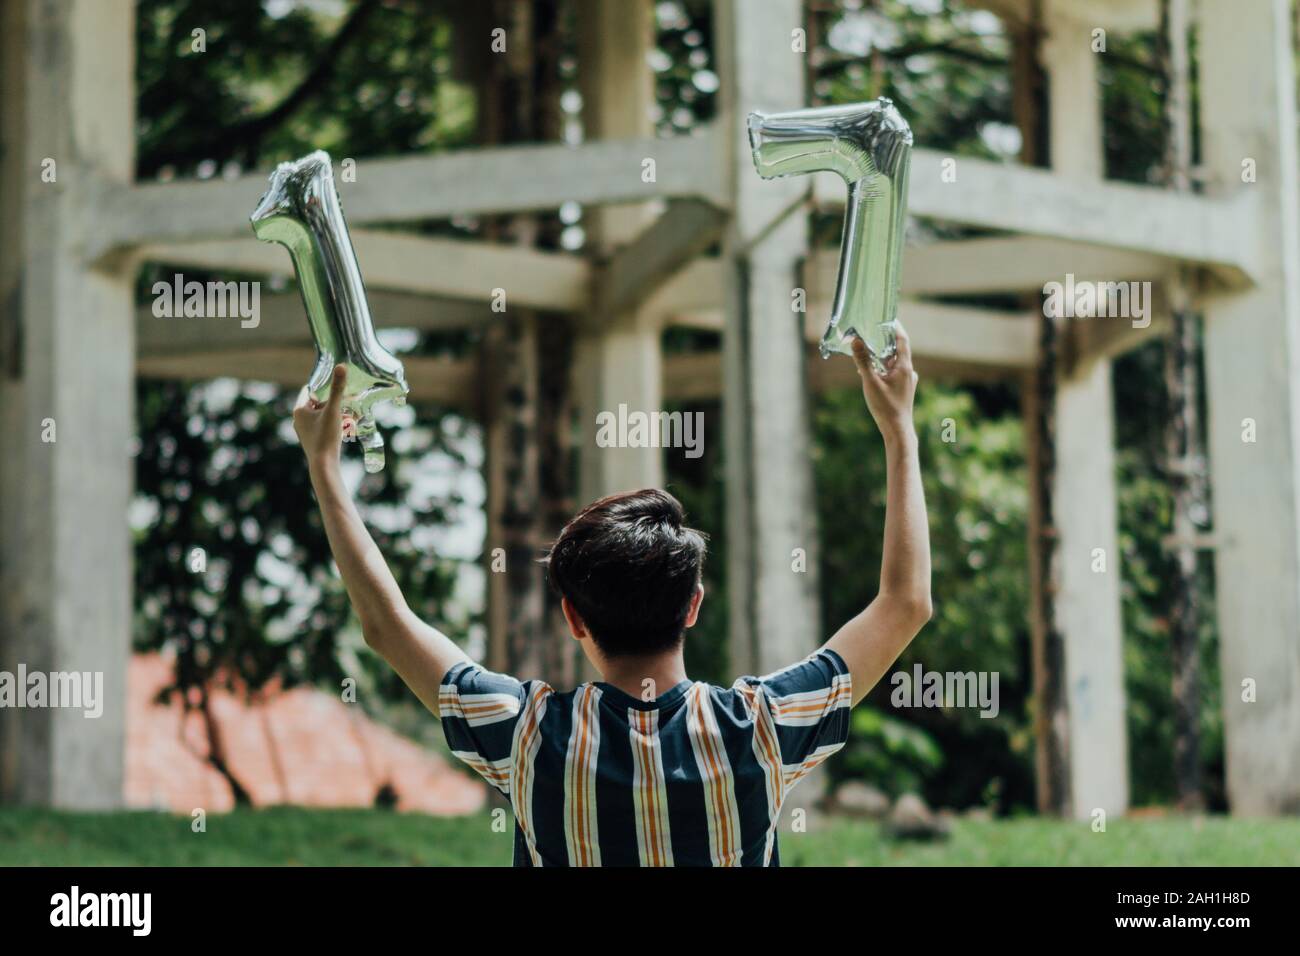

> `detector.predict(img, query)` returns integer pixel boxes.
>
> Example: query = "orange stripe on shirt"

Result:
[689,684,737,866]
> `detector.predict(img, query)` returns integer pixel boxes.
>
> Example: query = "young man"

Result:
[294,326,930,867]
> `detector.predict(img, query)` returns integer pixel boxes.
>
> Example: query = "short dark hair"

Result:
[542,488,707,658]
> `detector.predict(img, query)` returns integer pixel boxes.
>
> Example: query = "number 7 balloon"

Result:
[748,99,913,373]
[250,150,408,473]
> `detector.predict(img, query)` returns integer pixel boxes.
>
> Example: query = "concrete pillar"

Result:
[1042,0,1129,819]
[1054,356,1129,817]
[1198,0,1300,815]
[573,316,665,502]
[574,0,664,504]
[0,0,136,808]
[714,0,819,678]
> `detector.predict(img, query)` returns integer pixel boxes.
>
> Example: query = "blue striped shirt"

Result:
[438,648,852,866]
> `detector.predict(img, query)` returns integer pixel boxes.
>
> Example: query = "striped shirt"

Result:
[439,648,852,867]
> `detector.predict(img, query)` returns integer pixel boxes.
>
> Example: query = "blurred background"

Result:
[1,0,1298,865]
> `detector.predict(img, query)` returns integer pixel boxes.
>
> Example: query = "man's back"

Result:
[439,648,852,867]
[298,340,928,867]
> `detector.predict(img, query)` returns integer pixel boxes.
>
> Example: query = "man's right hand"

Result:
[851,322,918,445]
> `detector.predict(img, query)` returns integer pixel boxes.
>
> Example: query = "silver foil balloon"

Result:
[748,99,913,372]
[250,150,408,473]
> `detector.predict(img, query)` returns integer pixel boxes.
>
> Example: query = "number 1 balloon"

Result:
[250,150,408,473]
[748,98,913,373]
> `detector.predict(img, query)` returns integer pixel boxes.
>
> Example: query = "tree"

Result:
[1157,0,1207,811]
[133,0,476,800]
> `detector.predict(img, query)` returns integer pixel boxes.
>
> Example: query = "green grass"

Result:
[0,807,514,867]
[1,807,1297,866]
[784,815,1300,866]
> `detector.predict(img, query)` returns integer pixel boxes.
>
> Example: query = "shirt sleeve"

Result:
[740,648,853,790]
[438,662,528,795]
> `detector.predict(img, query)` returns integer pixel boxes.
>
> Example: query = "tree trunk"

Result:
[197,686,253,807]
[1016,5,1071,816]
[1158,0,1205,811]
[477,0,571,684]
[1026,346,1071,817]
[528,0,579,686]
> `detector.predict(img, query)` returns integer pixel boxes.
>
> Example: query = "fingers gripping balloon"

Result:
[250,151,408,473]
[748,99,913,373]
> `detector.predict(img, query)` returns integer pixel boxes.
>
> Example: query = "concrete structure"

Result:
[1198,0,1300,816]
[1,0,1296,815]
[1,0,135,808]
[1044,0,1128,818]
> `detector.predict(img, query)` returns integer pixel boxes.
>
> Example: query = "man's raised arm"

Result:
[293,364,470,716]
[823,327,932,706]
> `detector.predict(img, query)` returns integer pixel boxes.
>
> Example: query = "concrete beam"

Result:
[655,243,1175,351]
[974,0,1158,30]
[138,231,591,312]
[135,228,1160,369]
[90,128,728,258]
[871,301,1035,369]
[138,349,476,409]
[591,199,728,322]
[140,339,1019,415]
[1063,305,1171,373]
[666,345,1016,401]
[673,299,1036,372]
[813,152,1258,283]
[643,256,725,319]
[137,289,491,356]
[899,239,1173,297]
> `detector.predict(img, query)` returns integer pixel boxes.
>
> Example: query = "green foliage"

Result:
[133,380,348,695]
[132,0,482,724]
[814,383,1033,810]
[663,401,730,686]
[1097,33,1167,184]
[136,0,469,179]
[651,1,718,133]
[811,0,1012,161]
[132,379,478,706]
[1114,342,1223,809]
[840,707,945,796]
[801,1,1225,813]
